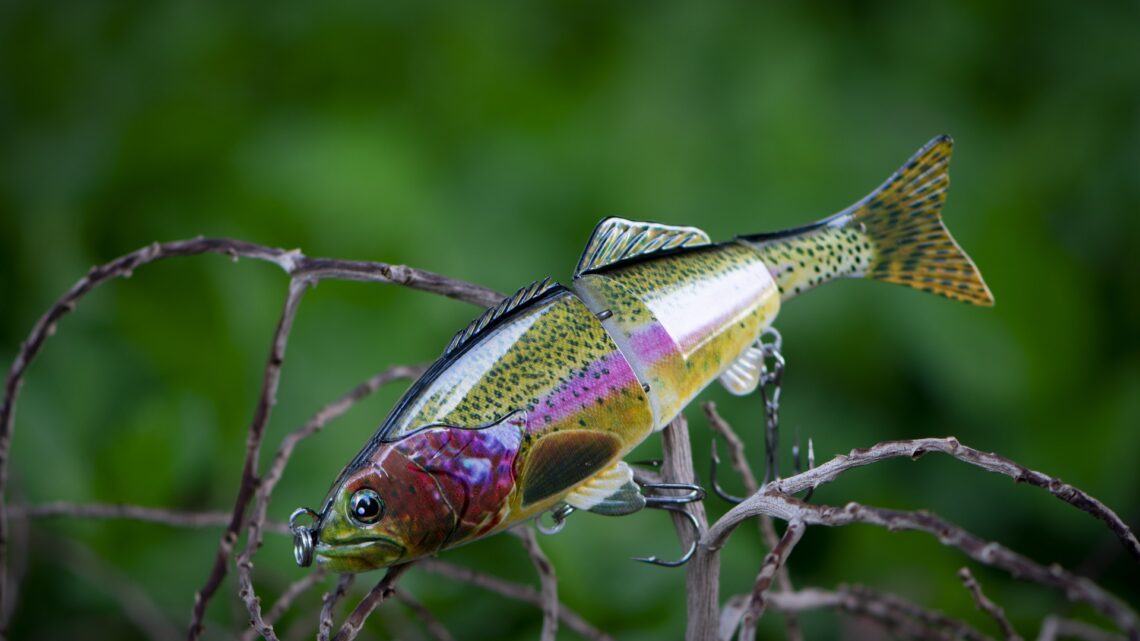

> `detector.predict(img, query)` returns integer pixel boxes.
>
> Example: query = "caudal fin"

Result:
[741,135,994,306]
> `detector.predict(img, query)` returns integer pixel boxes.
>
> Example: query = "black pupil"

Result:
[353,493,380,520]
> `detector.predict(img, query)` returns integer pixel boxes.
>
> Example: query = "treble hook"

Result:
[632,506,702,567]
[631,479,706,567]
[640,481,705,507]
[791,433,816,502]
[710,438,747,504]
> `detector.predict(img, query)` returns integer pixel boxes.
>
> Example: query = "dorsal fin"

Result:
[574,217,711,277]
[443,278,557,357]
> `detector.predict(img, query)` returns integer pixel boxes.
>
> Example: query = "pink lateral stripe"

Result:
[629,323,679,364]
[528,351,637,429]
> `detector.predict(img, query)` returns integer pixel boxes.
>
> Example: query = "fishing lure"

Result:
[290,135,993,572]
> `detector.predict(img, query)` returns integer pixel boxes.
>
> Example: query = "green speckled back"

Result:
[384,286,653,447]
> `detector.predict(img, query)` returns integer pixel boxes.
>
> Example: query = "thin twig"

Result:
[395,590,456,641]
[333,562,415,641]
[9,502,289,534]
[291,258,502,305]
[763,437,1140,562]
[704,402,803,641]
[238,569,328,641]
[704,437,1140,638]
[959,567,1022,641]
[0,237,502,633]
[235,364,425,640]
[705,402,759,495]
[188,278,310,641]
[419,560,616,641]
[737,519,806,641]
[318,574,355,641]
[512,527,558,641]
[709,493,1138,638]
[661,415,720,641]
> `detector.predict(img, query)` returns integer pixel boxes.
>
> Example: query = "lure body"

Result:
[306,136,993,572]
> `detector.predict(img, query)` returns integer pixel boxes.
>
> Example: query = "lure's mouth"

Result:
[315,537,406,573]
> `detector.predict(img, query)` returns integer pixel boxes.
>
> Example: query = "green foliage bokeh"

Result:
[1,2,1137,639]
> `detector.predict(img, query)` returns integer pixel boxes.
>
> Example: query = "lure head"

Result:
[294,414,526,573]
[301,445,457,573]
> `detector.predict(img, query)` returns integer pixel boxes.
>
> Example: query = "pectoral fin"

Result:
[520,430,622,507]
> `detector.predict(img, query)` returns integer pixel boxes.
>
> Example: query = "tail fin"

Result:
[740,135,994,306]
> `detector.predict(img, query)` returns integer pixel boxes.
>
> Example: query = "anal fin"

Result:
[718,343,765,396]
[564,461,646,516]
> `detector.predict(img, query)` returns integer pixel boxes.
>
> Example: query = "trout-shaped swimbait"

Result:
[292,136,993,572]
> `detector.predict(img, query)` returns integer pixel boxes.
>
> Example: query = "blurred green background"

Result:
[2,1,1138,639]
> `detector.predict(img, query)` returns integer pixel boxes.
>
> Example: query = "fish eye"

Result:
[348,488,385,525]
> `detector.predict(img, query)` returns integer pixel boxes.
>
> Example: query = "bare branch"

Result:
[737,519,805,641]
[762,437,1140,562]
[704,402,803,641]
[959,567,1022,641]
[255,364,427,524]
[704,402,759,495]
[1038,616,1129,641]
[318,574,355,641]
[512,527,558,641]
[235,364,425,640]
[419,560,616,641]
[239,569,328,641]
[709,493,1138,638]
[333,562,415,641]
[395,590,456,641]
[188,278,310,641]
[290,258,502,306]
[0,237,502,633]
[661,415,721,641]
[704,437,1140,638]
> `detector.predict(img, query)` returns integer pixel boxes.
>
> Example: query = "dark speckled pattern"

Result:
[311,136,994,573]
[742,136,994,306]
[384,288,651,440]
